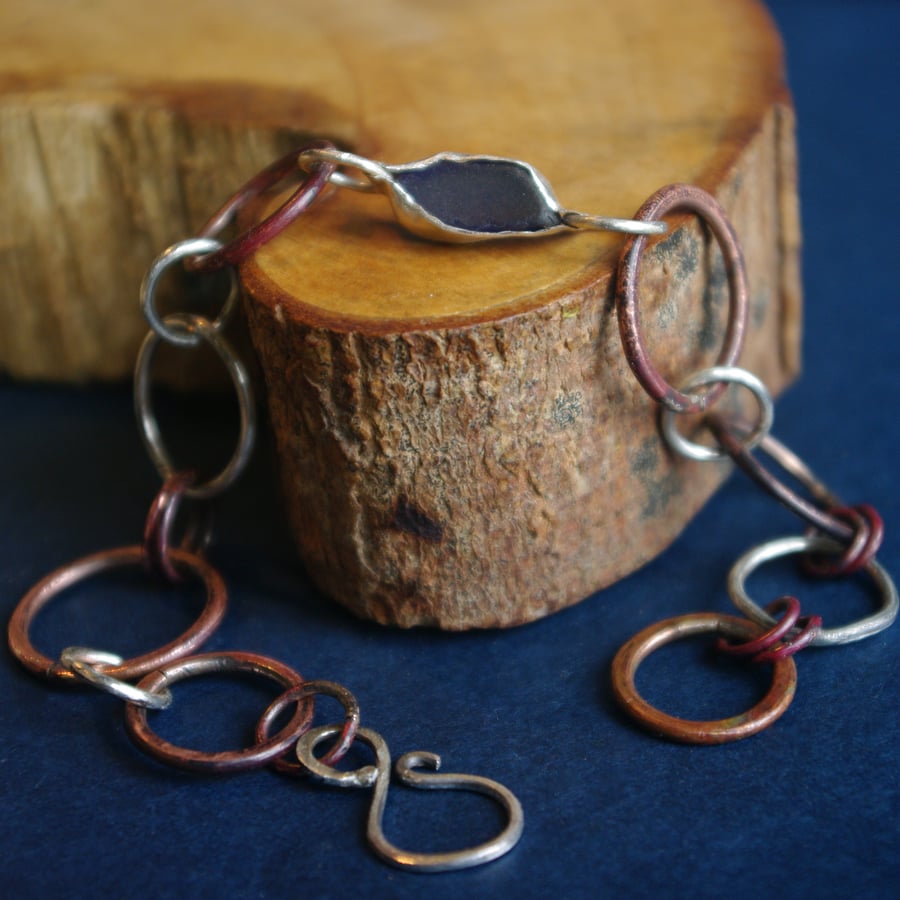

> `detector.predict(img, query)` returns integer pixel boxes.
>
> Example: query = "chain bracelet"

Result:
[7,145,898,869]
[608,182,897,744]
[6,142,525,874]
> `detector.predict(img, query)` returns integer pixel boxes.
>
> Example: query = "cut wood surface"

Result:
[0,0,802,627]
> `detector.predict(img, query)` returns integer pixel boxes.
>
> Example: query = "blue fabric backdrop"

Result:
[2,2,897,897]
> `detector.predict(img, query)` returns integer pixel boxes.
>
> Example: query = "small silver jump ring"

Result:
[140,238,240,348]
[60,647,173,709]
[297,147,391,193]
[660,366,774,462]
[728,534,898,645]
[134,313,256,500]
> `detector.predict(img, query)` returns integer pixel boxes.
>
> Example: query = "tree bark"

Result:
[0,0,801,627]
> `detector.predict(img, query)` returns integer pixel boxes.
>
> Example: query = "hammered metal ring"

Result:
[611,612,797,743]
[134,313,256,501]
[727,534,899,646]
[124,651,314,773]
[707,426,856,543]
[256,679,361,775]
[7,545,227,682]
[192,141,338,272]
[616,183,749,414]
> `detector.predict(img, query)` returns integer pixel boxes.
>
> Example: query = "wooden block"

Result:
[0,0,801,627]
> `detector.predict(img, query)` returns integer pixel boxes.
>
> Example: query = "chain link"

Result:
[133,312,256,501]
[8,143,524,872]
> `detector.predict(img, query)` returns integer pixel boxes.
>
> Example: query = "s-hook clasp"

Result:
[295,724,524,872]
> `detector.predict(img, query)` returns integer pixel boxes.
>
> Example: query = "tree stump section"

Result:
[0,0,801,628]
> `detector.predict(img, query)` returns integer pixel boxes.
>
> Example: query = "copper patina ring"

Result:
[124,651,314,773]
[256,679,362,775]
[190,140,337,273]
[8,545,227,682]
[611,612,797,744]
[616,183,749,414]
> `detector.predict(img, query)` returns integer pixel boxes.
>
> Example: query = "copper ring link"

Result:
[134,313,256,501]
[190,140,338,273]
[802,505,884,577]
[728,535,899,645]
[714,597,821,663]
[708,424,884,573]
[124,651,314,773]
[707,423,857,543]
[616,184,749,413]
[7,545,227,682]
[256,680,362,775]
[143,471,214,582]
[751,614,821,663]
[611,613,797,744]
[715,595,801,657]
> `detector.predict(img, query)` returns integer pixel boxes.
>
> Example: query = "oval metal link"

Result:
[134,313,256,500]
[143,471,215,582]
[140,238,240,348]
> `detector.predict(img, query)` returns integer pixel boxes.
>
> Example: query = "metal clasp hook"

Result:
[295,724,524,872]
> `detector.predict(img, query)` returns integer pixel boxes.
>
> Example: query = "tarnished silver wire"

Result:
[296,724,524,873]
[728,534,899,645]
[140,238,240,348]
[660,366,774,462]
[60,646,174,709]
[297,147,666,239]
[134,313,256,500]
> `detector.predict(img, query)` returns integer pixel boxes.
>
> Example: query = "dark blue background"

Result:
[2,2,897,897]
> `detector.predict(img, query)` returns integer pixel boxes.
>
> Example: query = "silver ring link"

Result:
[141,238,240,347]
[60,647,173,709]
[134,313,257,500]
[661,365,774,462]
[297,147,392,193]
[727,534,898,645]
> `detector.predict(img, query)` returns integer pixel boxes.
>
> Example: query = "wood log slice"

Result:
[0,0,801,628]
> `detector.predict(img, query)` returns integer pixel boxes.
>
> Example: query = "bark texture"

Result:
[244,102,801,627]
[0,0,801,627]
